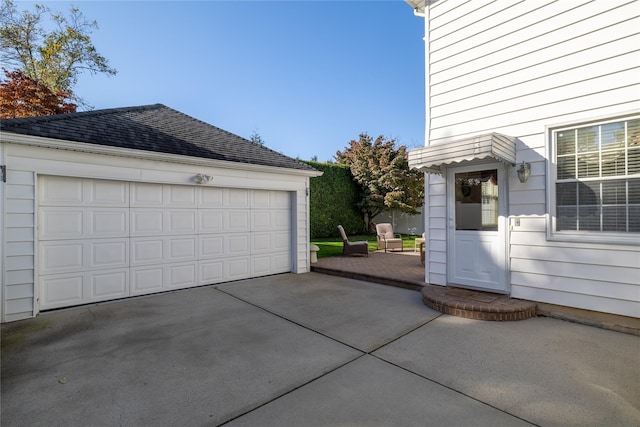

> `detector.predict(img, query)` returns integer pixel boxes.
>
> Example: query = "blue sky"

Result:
[25,1,425,162]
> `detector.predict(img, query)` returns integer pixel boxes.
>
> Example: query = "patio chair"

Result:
[375,223,403,252]
[337,225,369,256]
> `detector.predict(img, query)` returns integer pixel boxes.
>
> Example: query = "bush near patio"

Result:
[304,161,364,238]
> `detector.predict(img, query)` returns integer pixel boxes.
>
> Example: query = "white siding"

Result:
[428,0,639,140]
[426,175,447,285]
[4,169,35,321]
[421,0,640,317]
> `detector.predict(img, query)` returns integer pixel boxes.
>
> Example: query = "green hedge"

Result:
[304,161,364,238]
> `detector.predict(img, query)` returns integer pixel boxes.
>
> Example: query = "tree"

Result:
[0,69,76,118]
[0,0,116,106]
[336,133,424,230]
[250,130,265,145]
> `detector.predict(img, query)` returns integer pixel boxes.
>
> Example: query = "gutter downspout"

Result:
[414,4,431,285]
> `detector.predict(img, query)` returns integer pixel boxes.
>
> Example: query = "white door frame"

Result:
[446,162,509,293]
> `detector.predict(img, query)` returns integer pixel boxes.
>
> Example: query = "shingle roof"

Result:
[0,104,316,172]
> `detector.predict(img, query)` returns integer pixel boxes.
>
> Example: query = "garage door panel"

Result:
[227,211,250,231]
[272,210,291,229]
[199,260,224,284]
[250,210,289,231]
[199,210,224,233]
[251,232,289,253]
[227,257,250,280]
[274,232,290,250]
[251,253,290,276]
[40,208,83,239]
[166,210,196,234]
[226,189,249,207]
[40,176,83,205]
[41,274,84,308]
[251,255,271,275]
[251,234,272,252]
[165,185,196,207]
[167,262,197,288]
[131,183,163,206]
[168,236,197,260]
[89,180,128,206]
[130,210,163,235]
[199,187,223,207]
[40,239,128,274]
[273,253,291,271]
[91,240,128,269]
[252,190,271,208]
[91,270,128,298]
[199,236,223,259]
[251,211,272,230]
[40,268,130,309]
[130,266,164,295]
[89,209,128,237]
[131,238,164,265]
[272,191,290,208]
[40,241,83,274]
[227,235,249,255]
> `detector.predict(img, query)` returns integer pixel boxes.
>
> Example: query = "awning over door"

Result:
[408,133,517,174]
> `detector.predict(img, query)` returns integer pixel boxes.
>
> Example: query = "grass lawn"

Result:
[311,234,420,259]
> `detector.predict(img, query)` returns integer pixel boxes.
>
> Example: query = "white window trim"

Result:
[546,112,640,246]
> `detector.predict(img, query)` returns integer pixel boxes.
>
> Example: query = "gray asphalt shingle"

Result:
[0,104,315,172]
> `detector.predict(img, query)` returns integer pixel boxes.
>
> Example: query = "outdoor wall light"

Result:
[517,162,531,183]
[194,173,214,184]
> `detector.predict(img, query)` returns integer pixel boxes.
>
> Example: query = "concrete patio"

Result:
[313,250,640,333]
[2,272,639,426]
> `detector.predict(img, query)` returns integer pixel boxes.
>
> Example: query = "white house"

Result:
[0,104,321,322]
[405,0,639,318]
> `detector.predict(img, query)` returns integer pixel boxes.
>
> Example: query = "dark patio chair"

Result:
[337,225,369,256]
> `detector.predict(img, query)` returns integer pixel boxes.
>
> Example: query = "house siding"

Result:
[419,0,640,317]
[1,142,313,322]
[4,169,36,321]
[426,175,447,285]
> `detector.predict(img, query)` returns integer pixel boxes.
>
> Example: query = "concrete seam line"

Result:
[366,314,442,354]
[214,287,365,353]
[217,354,368,426]
[370,356,538,427]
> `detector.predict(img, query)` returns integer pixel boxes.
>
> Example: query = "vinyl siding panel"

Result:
[509,217,640,317]
[426,175,447,286]
[429,1,639,141]
[420,0,640,316]
[295,187,310,274]
[4,169,36,321]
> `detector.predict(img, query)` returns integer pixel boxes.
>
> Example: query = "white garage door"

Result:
[38,176,291,310]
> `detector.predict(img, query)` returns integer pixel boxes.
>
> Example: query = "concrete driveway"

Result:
[2,272,639,426]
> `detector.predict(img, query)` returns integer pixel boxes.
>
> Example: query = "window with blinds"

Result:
[555,117,640,233]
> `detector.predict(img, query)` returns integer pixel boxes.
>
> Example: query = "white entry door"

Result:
[447,164,507,292]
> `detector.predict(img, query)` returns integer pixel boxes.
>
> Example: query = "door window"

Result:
[455,169,498,231]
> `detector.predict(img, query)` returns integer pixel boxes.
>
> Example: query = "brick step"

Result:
[422,285,537,321]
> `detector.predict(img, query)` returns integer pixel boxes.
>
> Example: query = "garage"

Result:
[1,104,320,321]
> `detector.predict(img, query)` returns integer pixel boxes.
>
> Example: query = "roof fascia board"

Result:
[404,0,425,15]
[1,132,322,177]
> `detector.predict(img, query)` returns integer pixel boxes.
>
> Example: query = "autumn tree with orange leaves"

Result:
[0,69,76,118]
[336,133,424,231]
